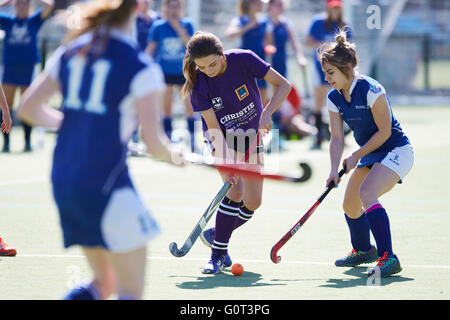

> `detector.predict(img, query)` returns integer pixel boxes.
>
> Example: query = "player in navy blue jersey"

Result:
[320,30,414,278]
[0,0,54,152]
[226,0,273,105]
[18,0,183,299]
[306,0,352,149]
[135,0,159,51]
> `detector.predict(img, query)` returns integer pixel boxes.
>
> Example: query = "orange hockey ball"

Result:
[231,263,244,276]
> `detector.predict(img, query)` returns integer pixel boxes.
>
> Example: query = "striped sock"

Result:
[234,202,255,230]
[365,202,393,257]
[212,197,240,255]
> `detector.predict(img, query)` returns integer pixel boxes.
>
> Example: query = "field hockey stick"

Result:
[169,133,261,257]
[183,153,312,183]
[270,165,347,264]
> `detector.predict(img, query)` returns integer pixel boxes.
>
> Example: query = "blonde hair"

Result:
[181,32,224,99]
[318,29,358,79]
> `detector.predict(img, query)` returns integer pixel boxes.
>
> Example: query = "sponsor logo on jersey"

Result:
[235,84,249,101]
[219,102,255,124]
[369,84,382,94]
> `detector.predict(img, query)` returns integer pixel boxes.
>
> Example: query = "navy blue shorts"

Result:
[52,182,160,252]
[164,74,186,85]
[2,63,35,87]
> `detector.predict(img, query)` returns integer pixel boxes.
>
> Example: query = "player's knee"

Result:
[358,185,374,208]
[228,183,244,201]
[243,196,262,211]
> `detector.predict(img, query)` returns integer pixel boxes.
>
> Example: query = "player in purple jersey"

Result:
[320,31,414,277]
[18,0,184,299]
[182,32,291,274]
[0,0,54,152]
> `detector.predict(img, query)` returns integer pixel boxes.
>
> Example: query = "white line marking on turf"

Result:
[16,254,450,270]
[0,178,48,186]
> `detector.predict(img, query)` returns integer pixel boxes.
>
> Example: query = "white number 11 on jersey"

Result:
[65,56,112,115]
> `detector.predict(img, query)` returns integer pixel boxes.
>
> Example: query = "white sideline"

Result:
[15,254,450,270]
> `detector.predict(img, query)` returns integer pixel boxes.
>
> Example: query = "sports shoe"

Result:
[0,237,17,256]
[335,246,378,267]
[201,253,226,275]
[368,252,402,278]
[200,228,232,267]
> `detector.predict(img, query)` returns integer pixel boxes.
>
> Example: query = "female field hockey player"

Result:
[0,0,54,152]
[266,0,317,141]
[182,31,291,274]
[135,0,159,51]
[305,0,352,149]
[225,0,273,106]
[320,31,414,277]
[18,0,183,299]
[146,0,196,151]
[0,84,15,257]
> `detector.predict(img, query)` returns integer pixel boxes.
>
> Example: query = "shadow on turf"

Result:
[319,267,414,289]
[174,270,285,290]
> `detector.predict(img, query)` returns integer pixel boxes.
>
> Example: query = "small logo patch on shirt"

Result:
[369,84,382,94]
[212,97,223,111]
[235,84,249,101]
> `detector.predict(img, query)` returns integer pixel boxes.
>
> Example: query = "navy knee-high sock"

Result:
[162,116,172,140]
[344,213,372,252]
[187,116,196,152]
[365,202,393,257]
[63,282,101,300]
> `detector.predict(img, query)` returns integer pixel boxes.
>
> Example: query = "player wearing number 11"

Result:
[18,0,183,299]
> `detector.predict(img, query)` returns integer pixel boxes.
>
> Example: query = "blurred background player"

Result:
[182,31,291,274]
[322,31,414,278]
[0,0,54,152]
[225,0,272,106]
[146,0,196,152]
[265,0,316,144]
[135,0,159,52]
[305,0,352,149]
[18,0,184,299]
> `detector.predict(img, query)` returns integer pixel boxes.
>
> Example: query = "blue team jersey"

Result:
[135,12,160,51]
[0,8,47,64]
[46,29,165,190]
[147,18,194,75]
[308,13,352,68]
[327,75,410,156]
[271,18,290,77]
[236,15,271,61]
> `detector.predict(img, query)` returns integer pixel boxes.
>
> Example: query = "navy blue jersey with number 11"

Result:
[46,29,165,191]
